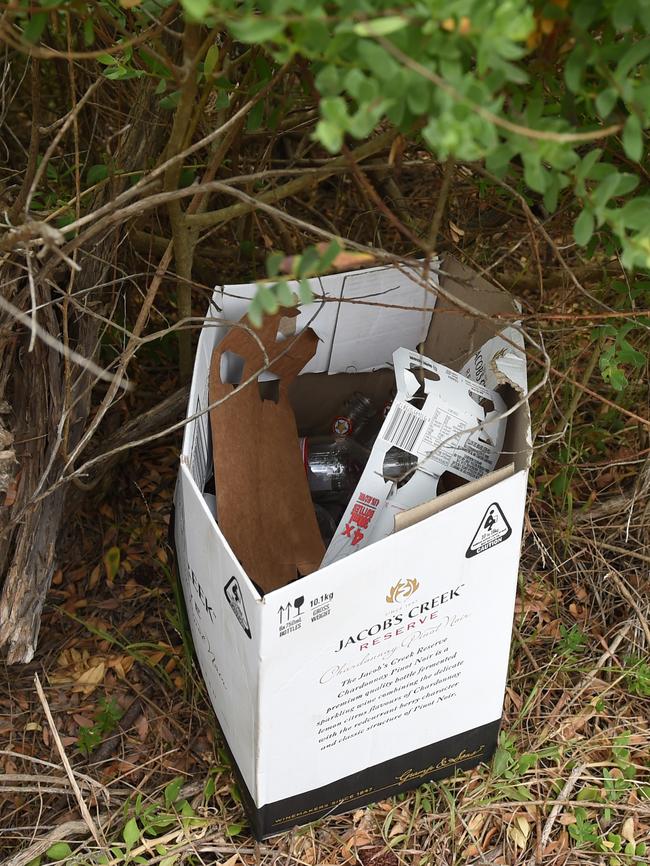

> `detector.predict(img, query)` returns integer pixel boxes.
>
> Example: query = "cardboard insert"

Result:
[208,309,325,593]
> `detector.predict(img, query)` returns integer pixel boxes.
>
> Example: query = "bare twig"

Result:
[33,673,106,850]
[528,763,586,865]
[0,816,107,866]
[428,156,455,250]
[605,570,650,647]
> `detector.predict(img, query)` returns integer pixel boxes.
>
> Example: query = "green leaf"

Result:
[616,38,650,80]
[45,843,72,861]
[577,786,602,801]
[229,17,284,44]
[612,0,637,30]
[246,100,264,133]
[97,53,118,66]
[353,16,408,37]
[248,294,263,328]
[204,44,219,78]
[622,114,643,162]
[103,546,120,583]
[574,209,595,246]
[493,746,511,776]
[83,17,95,47]
[523,155,547,194]
[275,279,296,307]
[517,753,538,774]
[576,149,603,183]
[618,199,650,232]
[258,285,279,315]
[318,240,341,272]
[180,0,213,23]
[123,817,141,851]
[226,822,244,836]
[86,164,109,186]
[265,251,285,278]
[315,65,341,97]
[297,246,320,278]
[23,14,48,45]
[298,279,314,304]
[596,88,617,118]
[315,119,343,153]
[164,776,184,808]
[160,90,181,111]
[565,46,587,94]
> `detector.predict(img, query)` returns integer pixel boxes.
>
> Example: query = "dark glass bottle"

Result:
[331,392,375,438]
[299,436,369,502]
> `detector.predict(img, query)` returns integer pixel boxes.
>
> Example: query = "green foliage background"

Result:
[6,0,650,390]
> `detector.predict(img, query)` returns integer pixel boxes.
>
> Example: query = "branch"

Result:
[185,128,399,230]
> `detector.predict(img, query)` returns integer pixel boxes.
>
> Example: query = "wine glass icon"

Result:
[293,596,305,616]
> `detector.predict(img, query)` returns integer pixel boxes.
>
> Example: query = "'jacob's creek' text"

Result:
[317,598,470,751]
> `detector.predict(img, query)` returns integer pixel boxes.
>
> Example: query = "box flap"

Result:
[217,262,438,375]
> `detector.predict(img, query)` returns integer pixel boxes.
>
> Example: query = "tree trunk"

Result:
[0,79,167,663]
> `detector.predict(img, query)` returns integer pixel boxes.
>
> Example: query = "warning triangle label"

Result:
[466,502,512,558]
[224,577,251,639]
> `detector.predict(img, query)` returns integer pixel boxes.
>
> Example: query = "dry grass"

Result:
[1,157,649,866]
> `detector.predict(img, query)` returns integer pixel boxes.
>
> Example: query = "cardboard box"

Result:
[173,256,531,839]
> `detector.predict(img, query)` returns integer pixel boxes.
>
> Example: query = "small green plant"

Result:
[624,655,650,697]
[558,623,588,657]
[565,734,646,861]
[596,323,647,392]
[77,696,123,757]
[491,731,559,802]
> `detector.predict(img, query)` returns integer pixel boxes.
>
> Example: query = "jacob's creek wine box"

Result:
[173,256,531,839]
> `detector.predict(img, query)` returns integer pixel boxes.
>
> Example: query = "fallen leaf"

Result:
[507,814,530,850]
[75,662,106,693]
[467,812,487,835]
[347,829,373,848]
[621,817,635,844]
[135,714,149,741]
[88,564,101,590]
[103,546,121,585]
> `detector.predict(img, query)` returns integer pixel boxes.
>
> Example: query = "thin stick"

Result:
[606,570,650,647]
[573,536,650,566]
[0,816,107,866]
[33,673,105,850]
[528,763,586,865]
[428,156,455,249]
